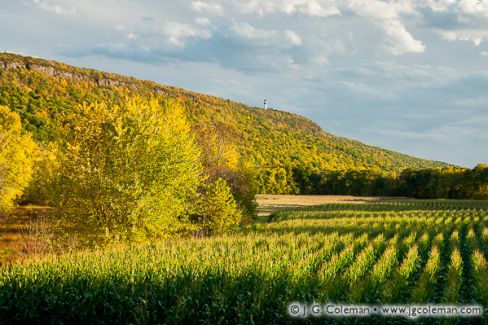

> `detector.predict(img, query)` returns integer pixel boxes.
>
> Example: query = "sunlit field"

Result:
[0,199,486,324]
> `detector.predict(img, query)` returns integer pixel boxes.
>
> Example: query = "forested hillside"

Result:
[0,53,446,193]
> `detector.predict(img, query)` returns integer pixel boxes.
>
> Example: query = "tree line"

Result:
[290,165,488,199]
[1,96,486,246]
[0,98,257,244]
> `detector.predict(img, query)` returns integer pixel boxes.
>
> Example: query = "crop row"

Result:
[0,200,487,323]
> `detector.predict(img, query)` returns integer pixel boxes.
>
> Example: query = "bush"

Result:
[0,105,37,213]
[55,97,203,242]
[194,178,242,236]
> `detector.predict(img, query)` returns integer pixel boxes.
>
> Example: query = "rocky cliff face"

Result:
[0,54,193,99]
[0,54,152,92]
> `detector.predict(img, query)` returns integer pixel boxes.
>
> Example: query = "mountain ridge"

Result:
[0,53,448,193]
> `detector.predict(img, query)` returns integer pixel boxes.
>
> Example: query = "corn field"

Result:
[0,200,487,324]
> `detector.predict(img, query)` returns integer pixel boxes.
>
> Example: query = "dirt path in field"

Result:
[256,194,387,216]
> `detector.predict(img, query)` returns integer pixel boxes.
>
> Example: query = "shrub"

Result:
[194,178,242,235]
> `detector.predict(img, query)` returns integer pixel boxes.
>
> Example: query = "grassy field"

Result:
[0,199,487,323]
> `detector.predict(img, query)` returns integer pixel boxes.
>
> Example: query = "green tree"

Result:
[193,122,257,221]
[194,178,242,236]
[0,106,37,213]
[56,97,203,241]
[472,164,488,199]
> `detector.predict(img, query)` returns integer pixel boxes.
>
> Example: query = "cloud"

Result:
[236,0,340,17]
[419,0,488,45]
[164,22,212,47]
[347,0,425,55]
[228,23,303,48]
[310,55,329,66]
[419,0,456,12]
[31,0,76,15]
[229,22,277,41]
[284,30,302,46]
[440,30,485,46]
[458,0,488,19]
[191,1,223,15]
[58,22,301,73]
[384,20,426,54]
[127,33,139,40]
[195,17,211,26]
[282,0,341,17]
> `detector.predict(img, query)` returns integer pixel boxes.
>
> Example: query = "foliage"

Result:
[194,178,242,235]
[193,123,257,220]
[0,53,448,195]
[0,105,37,213]
[54,97,203,241]
[288,166,488,199]
[397,165,488,199]
[21,142,60,205]
[0,200,487,323]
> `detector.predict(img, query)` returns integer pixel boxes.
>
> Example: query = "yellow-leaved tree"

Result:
[55,97,203,241]
[194,122,257,222]
[194,177,242,236]
[0,106,37,213]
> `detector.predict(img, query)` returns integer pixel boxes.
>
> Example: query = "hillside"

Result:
[0,53,446,193]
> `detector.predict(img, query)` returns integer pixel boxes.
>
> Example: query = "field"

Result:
[0,199,487,324]
[255,194,389,216]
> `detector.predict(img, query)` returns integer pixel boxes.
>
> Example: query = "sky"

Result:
[1,0,487,167]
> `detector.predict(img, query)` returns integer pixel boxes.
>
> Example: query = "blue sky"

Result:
[1,0,487,167]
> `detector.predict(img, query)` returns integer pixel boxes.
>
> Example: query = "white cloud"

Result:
[282,0,341,17]
[440,30,486,46]
[229,23,303,50]
[419,0,488,46]
[481,51,488,57]
[458,0,488,18]
[348,0,425,55]
[31,0,76,15]
[164,22,212,47]
[385,20,426,54]
[191,1,223,15]
[195,17,211,26]
[230,22,277,40]
[284,30,302,46]
[236,0,340,17]
[127,33,139,40]
[418,0,456,12]
[311,55,329,66]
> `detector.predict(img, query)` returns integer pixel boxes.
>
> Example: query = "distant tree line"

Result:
[290,165,488,199]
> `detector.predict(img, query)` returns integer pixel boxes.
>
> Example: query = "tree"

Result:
[194,122,257,221]
[0,106,37,213]
[193,122,240,182]
[472,164,488,199]
[55,97,203,241]
[22,142,60,205]
[194,178,242,236]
